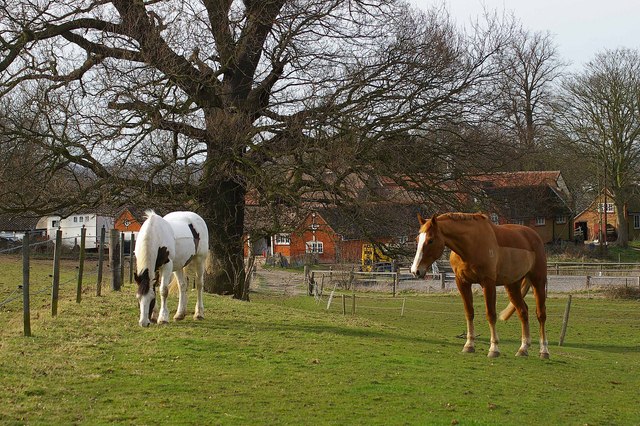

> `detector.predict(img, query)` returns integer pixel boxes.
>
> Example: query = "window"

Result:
[510,219,524,225]
[634,215,640,229]
[598,203,615,213]
[79,216,83,223]
[535,217,546,226]
[51,220,58,228]
[73,216,78,223]
[85,216,90,222]
[305,241,324,254]
[275,234,290,245]
[556,216,567,224]
[490,213,499,225]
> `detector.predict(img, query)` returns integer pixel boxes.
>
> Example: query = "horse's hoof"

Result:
[461,346,475,353]
[158,319,169,324]
[173,314,186,321]
[516,349,529,357]
[539,352,550,360]
[487,351,501,358]
[194,315,204,321]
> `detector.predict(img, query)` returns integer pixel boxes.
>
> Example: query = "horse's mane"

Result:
[144,209,158,220]
[136,210,162,277]
[439,212,488,222]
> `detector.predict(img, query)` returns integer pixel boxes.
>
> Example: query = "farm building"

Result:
[245,170,577,266]
[114,206,146,235]
[470,171,574,243]
[42,210,115,248]
[246,204,421,266]
[0,214,46,242]
[573,189,640,243]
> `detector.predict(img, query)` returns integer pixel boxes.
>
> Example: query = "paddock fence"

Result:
[304,265,640,297]
[0,228,136,336]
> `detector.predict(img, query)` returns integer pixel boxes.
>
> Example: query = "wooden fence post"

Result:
[585,275,591,290]
[96,225,105,296]
[51,229,62,317]
[559,295,572,346]
[129,232,135,284]
[401,297,406,317]
[440,273,446,290]
[119,232,125,286]
[308,271,315,296]
[110,229,121,291]
[352,294,356,315]
[76,226,86,303]
[392,272,397,297]
[22,231,31,337]
[342,294,346,315]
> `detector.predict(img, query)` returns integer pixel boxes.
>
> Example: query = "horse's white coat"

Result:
[135,211,208,327]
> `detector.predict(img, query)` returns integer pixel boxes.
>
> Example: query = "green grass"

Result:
[1,256,639,425]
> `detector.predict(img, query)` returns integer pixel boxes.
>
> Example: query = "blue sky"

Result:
[409,0,640,71]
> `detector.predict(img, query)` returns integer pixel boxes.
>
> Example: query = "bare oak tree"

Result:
[1,1,511,296]
[493,25,565,170]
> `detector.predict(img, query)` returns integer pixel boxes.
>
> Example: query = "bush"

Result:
[603,285,640,300]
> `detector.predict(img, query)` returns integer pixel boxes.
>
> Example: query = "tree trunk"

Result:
[199,176,247,299]
[615,201,629,247]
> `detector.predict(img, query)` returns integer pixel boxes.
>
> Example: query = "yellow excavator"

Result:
[361,243,394,272]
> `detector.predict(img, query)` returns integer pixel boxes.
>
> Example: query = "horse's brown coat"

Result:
[412,212,549,358]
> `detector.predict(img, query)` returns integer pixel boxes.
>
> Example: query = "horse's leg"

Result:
[532,278,550,359]
[456,278,475,353]
[194,259,205,320]
[173,269,188,321]
[482,281,500,358]
[505,279,531,356]
[157,264,173,324]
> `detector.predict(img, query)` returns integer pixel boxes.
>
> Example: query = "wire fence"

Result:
[0,228,135,336]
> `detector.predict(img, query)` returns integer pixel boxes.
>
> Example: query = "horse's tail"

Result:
[499,278,532,321]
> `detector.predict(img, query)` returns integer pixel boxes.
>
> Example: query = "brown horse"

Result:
[410,213,549,359]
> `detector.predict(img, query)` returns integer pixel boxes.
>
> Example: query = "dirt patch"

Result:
[250,266,306,296]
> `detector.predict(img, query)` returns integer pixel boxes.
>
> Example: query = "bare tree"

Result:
[493,25,566,169]
[554,48,640,246]
[0,1,511,297]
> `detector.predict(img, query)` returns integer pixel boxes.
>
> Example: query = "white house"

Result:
[44,212,115,248]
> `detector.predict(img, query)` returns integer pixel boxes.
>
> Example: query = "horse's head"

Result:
[134,269,156,327]
[411,213,446,278]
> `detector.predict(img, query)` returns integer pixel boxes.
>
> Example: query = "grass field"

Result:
[1,256,639,425]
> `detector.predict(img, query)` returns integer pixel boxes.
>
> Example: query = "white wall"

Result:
[46,214,115,247]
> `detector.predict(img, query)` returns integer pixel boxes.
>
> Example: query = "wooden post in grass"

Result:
[352,294,356,315]
[342,294,346,315]
[129,233,135,284]
[76,226,86,303]
[96,225,105,296]
[401,297,406,317]
[110,229,121,291]
[585,275,591,290]
[392,272,397,297]
[440,273,445,290]
[51,229,62,317]
[119,232,125,286]
[559,295,572,346]
[22,231,31,337]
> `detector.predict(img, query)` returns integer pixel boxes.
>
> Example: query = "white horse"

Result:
[134,210,209,327]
